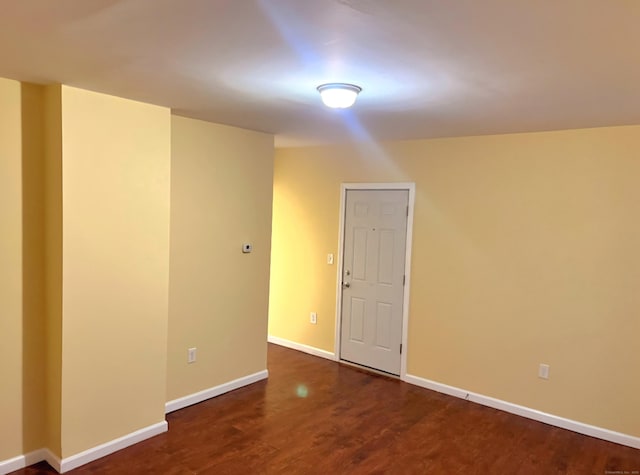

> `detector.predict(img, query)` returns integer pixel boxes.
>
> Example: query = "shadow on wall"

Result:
[21,84,46,454]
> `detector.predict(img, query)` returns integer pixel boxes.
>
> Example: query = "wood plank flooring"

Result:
[14,343,640,474]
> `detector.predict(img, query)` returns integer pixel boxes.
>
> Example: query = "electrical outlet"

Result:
[188,347,197,364]
[310,312,317,325]
[538,363,549,379]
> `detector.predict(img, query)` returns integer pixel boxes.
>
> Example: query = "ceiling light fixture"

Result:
[317,83,362,109]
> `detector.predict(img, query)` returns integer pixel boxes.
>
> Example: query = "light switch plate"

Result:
[538,363,550,379]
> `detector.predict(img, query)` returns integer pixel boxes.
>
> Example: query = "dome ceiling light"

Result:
[317,83,362,109]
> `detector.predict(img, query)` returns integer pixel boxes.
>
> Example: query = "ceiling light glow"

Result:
[317,83,362,108]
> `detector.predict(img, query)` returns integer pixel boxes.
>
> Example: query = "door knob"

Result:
[343,282,351,289]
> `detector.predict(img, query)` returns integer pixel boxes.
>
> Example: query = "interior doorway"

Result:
[335,184,414,377]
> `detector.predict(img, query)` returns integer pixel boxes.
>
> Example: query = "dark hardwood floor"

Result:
[15,343,640,474]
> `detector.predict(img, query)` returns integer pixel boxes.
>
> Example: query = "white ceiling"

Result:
[1,0,640,147]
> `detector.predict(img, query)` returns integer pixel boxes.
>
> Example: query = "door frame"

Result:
[333,182,415,379]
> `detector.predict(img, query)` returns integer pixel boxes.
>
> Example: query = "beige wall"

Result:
[57,86,171,457]
[20,83,47,453]
[43,84,63,456]
[1,78,273,465]
[269,125,640,438]
[0,79,51,463]
[167,116,273,401]
[0,78,24,461]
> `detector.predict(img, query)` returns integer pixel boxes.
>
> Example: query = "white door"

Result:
[340,189,408,375]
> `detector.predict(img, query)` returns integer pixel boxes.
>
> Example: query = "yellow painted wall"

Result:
[0,79,50,462]
[167,116,273,401]
[1,79,271,464]
[0,77,24,461]
[58,86,171,457]
[20,83,47,453]
[43,84,63,457]
[269,125,640,438]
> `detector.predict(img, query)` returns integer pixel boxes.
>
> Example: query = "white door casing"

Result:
[339,188,409,375]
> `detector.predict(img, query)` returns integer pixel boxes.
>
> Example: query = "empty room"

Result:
[1,1,639,474]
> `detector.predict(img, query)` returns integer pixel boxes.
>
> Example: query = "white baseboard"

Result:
[404,374,640,450]
[26,449,49,468]
[0,448,50,475]
[0,422,167,475]
[42,448,61,473]
[0,454,26,475]
[165,370,269,414]
[268,335,336,361]
[59,421,167,473]
[1,452,29,475]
